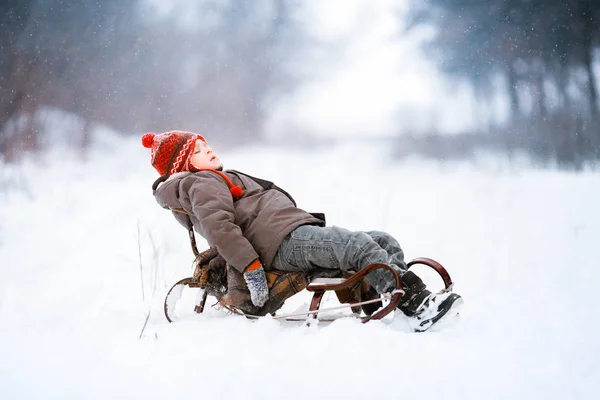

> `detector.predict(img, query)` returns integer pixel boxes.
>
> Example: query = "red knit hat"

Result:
[141,131,205,176]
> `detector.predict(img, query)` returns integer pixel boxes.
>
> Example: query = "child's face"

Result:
[190,139,223,170]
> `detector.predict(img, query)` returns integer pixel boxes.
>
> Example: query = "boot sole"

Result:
[415,294,464,332]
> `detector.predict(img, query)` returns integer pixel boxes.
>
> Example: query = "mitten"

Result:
[243,260,269,307]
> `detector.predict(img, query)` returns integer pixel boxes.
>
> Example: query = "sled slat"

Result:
[307,277,347,291]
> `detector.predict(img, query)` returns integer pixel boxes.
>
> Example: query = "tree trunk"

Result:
[533,64,547,120]
[582,47,598,118]
[507,62,521,119]
[578,0,598,118]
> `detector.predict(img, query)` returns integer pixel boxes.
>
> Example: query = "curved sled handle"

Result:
[407,257,453,290]
[359,263,404,323]
[164,277,206,323]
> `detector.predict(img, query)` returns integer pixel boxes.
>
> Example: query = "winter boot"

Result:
[397,271,432,316]
[398,271,463,332]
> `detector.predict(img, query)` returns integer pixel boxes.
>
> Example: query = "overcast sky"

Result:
[265,0,484,139]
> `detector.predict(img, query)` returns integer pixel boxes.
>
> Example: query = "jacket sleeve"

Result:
[181,173,259,272]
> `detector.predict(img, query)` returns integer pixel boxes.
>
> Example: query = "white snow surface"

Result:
[1,132,599,399]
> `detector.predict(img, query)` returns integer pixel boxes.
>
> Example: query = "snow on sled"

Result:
[163,246,455,325]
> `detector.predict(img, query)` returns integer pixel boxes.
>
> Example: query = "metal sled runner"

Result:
[163,255,454,324]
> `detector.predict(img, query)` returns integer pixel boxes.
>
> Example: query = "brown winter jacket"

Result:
[153,170,324,273]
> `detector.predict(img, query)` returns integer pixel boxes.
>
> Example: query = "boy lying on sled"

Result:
[142,130,463,331]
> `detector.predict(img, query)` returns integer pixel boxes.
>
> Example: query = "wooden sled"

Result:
[164,255,454,325]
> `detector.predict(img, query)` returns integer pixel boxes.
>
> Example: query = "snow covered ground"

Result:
[1,130,599,399]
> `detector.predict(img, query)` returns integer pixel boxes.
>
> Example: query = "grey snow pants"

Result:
[270,225,407,294]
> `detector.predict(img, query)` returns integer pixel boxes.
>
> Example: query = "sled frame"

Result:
[164,257,453,324]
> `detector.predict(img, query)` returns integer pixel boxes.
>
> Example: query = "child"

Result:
[142,130,463,331]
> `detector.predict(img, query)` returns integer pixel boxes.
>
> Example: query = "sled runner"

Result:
[163,245,454,324]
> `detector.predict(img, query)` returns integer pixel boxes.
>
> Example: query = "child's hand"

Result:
[243,260,269,307]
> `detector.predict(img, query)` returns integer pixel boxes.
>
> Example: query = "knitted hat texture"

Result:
[142,131,205,176]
